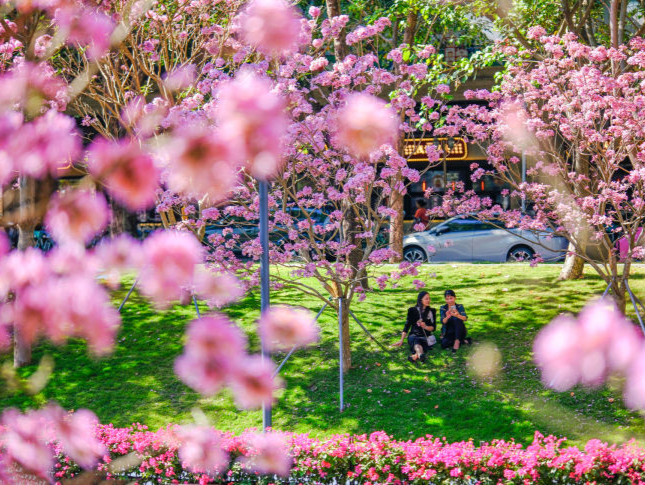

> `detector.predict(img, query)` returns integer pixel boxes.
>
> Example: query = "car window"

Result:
[446,220,481,232]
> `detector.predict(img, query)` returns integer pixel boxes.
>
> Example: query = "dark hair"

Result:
[416,199,427,208]
[444,289,456,298]
[416,291,429,307]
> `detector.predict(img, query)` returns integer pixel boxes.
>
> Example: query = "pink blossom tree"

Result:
[435,30,645,311]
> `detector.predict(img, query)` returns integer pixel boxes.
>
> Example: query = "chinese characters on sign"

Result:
[404,137,468,161]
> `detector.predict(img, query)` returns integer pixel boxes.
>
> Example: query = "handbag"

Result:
[418,307,436,346]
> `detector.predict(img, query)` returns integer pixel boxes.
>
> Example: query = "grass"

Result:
[3,263,645,447]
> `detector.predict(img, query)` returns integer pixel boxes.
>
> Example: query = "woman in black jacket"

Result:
[393,291,436,363]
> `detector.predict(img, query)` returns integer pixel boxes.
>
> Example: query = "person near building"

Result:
[413,199,429,229]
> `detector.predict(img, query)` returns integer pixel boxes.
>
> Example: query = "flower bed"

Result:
[48,426,645,484]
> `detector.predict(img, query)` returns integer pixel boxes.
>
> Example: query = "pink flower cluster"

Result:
[535,299,645,409]
[174,316,280,409]
[22,426,645,484]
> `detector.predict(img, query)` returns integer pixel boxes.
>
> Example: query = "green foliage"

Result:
[1,265,645,447]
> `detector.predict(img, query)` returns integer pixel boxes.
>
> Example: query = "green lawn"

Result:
[3,264,645,447]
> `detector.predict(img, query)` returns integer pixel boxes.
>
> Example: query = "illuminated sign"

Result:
[403,137,468,161]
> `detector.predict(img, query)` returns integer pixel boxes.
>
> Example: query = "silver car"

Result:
[402,216,568,263]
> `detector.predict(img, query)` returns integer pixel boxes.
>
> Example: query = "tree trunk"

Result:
[339,300,351,373]
[325,0,347,60]
[389,185,404,263]
[558,242,585,280]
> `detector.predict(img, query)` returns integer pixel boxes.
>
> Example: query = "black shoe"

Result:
[428,345,434,351]
[420,353,427,363]
[451,348,457,354]
[465,337,473,346]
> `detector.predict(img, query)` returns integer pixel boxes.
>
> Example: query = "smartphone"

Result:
[449,305,457,312]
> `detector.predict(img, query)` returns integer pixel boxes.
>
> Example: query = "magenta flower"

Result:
[138,231,203,306]
[259,305,320,351]
[335,93,398,158]
[55,6,114,59]
[229,355,280,409]
[45,189,109,245]
[178,426,228,475]
[239,432,292,476]
[47,405,106,470]
[239,0,302,57]
[88,137,160,211]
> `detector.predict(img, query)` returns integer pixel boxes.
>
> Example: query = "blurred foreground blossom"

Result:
[239,0,302,57]
[45,189,109,245]
[258,305,319,351]
[216,72,288,180]
[0,408,53,479]
[229,356,280,409]
[138,231,203,306]
[178,425,228,475]
[175,316,247,395]
[535,299,645,407]
[47,405,106,469]
[88,137,160,211]
[240,432,292,476]
[335,93,398,158]
[193,271,245,308]
[164,124,240,201]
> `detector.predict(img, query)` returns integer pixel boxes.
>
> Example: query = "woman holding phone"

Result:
[393,291,436,364]
[440,289,471,354]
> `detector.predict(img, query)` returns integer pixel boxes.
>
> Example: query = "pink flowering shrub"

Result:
[15,425,645,484]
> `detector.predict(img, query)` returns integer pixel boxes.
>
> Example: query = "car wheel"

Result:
[507,245,534,262]
[403,245,427,263]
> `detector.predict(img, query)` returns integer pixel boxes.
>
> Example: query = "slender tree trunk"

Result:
[559,152,588,280]
[389,183,405,263]
[325,0,347,59]
[559,242,585,280]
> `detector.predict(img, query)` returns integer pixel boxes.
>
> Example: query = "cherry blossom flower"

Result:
[240,432,292,476]
[47,405,106,469]
[216,72,288,179]
[229,355,279,409]
[55,7,114,59]
[45,189,109,245]
[178,426,228,475]
[533,315,582,391]
[258,306,319,351]
[239,0,302,57]
[335,93,398,158]
[0,408,53,479]
[88,137,160,211]
[164,124,240,201]
[138,230,203,306]
[175,315,247,395]
[193,271,244,308]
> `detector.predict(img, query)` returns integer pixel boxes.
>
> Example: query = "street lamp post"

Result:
[259,179,272,430]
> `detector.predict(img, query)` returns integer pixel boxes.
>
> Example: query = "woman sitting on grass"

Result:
[393,291,436,364]
[440,289,471,354]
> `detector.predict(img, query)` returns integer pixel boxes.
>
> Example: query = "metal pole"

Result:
[521,152,526,213]
[117,277,139,313]
[338,297,344,412]
[192,295,201,318]
[259,179,272,429]
[603,279,613,298]
[625,280,645,336]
